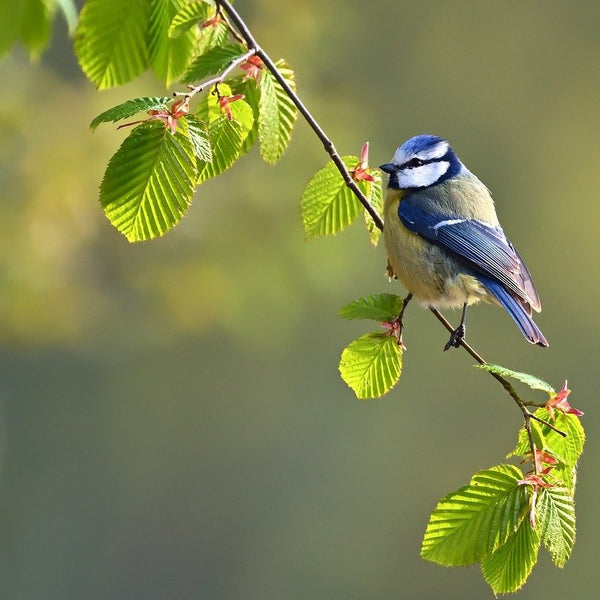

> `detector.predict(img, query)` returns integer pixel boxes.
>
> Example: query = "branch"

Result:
[216,0,384,230]
[213,0,565,467]
[173,48,257,99]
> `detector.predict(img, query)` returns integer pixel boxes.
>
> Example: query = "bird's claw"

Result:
[444,324,465,351]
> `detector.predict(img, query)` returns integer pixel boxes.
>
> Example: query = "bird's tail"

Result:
[480,276,549,347]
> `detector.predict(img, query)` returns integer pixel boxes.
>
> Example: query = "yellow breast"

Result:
[383,189,487,307]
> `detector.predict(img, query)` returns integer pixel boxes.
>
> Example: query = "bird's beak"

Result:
[379,163,397,174]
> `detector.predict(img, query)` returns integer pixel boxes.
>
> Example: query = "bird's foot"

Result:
[444,324,465,351]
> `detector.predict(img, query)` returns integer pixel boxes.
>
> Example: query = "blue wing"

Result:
[398,195,541,312]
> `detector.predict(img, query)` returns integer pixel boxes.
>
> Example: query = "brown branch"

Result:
[213,0,566,467]
[215,0,384,230]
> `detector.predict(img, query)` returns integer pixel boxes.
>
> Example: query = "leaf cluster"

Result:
[85,1,298,242]
[0,0,77,59]
[421,369,584,594]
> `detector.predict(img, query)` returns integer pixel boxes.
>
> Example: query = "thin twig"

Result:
[216,0,384,230]
[213,0,566,467]
[173,48,257,99]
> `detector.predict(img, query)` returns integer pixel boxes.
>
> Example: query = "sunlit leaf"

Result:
[421,465,528,566]
[258,60,297,164]
[185,115,212,162]
[363,171,383,245]
[90,96,171,131]
[100,120,197,242]
[301,156,363,238]
[480,514,540,595]
[339,294,403,322]
[477,364,555,395]
[74,0,150,89]
[229,76,260,155]
[508,408,584,490]
[169,0,212,37]
[149,0,197,86]
[196,13,229,56]
[195,89,254,183]
[537,486,575,568]
[182,43,247,83]
[339,332,402,399]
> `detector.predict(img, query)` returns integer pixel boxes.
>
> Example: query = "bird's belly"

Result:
[384,198,488,308]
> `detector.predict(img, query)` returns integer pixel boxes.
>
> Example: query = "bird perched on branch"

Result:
[380,134,547,350]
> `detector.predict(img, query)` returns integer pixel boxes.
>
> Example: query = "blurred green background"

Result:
[1,1,598,598]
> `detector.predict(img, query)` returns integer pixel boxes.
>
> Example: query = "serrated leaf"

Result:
[185,116,212,162]
[339,294,403,322]
[90,97,171,131]
[196,14,229,56]
[363,172,383,245]
[168,0,212,37]
[421,465,528,566]
[480,514,540,594]
[508,408,585,490]
[477,364,555,395]
[100,120,197,242]
[74,0,150,89]
[196,92,254,183]
[301,156,364,238]
[258,60,297,164]
[182,43,247,83]
[149,0,197,86]
[339,332,402,399]
[229,76,260,155]
[537,486,575,568]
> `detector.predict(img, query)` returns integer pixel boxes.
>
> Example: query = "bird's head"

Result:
[380,135,464,190]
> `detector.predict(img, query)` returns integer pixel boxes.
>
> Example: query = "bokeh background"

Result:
[1,1,599,598]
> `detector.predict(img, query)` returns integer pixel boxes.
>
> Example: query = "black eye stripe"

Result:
[402,155,445,169]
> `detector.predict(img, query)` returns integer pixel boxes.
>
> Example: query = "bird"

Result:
[379,134,548,350]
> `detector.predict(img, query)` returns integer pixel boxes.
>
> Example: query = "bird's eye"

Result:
[405,158,425,169]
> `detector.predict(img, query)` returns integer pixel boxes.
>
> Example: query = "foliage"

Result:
[6,0,586,595]
[0,0,77,58]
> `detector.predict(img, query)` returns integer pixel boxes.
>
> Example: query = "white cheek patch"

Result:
[398,160,450,188]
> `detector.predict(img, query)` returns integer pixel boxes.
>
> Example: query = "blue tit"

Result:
[380,134,548,349]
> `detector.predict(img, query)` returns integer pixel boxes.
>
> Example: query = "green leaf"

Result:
[537,486,575,568]
[20,0,52,58]
[258,60,297,164]
[363,172,383,245]
[149,0,197,86]
[508,408,585,490]
[421,465,528,566]
[339,332,402,399]
[229,76,260,155]
[100,120,197,242]
[195,88,254,183]
[185,116,212,162]
[182,43,247,83]
[480,514,541,595]
[90,97,172,131]
[301,156,364,239]
[168,0,212,37]
[339,294,403,322]
[477,363,555,395]
[74,0,150,89]
[196,12,229,56]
